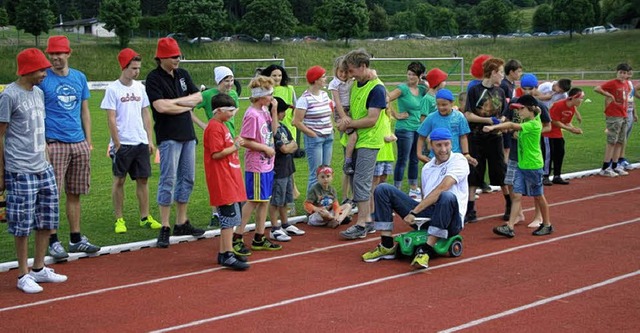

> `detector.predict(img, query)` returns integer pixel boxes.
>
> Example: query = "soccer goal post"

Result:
[369,57,465,91]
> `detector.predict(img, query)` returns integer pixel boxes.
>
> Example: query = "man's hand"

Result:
[403,212,416,226]
[483,125,495,132]
[570,127,583,135]
[148,143,156,155]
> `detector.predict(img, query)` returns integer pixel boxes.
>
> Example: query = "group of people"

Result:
[1,36,637,292]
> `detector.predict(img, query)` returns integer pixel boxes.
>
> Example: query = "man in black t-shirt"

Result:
[145,37,204,248]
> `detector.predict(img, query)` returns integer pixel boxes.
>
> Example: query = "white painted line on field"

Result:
[149,217,640,333]
[438,270,640,333]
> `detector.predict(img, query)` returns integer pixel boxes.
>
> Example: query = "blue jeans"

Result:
[373,183,462,239]
[157,140,195,206]
[304,133,334,192]
[393,129,419,187]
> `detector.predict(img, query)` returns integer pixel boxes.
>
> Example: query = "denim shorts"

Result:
[513,168,544,197]
[5,165,59,237]
[270,176,293,207]
[374,161,393,177]
[218,202,241,229]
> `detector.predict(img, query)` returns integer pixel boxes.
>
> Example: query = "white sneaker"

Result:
[527,220,542,228]
[17,274,43,293]
[283,224,305,236]
[409,188,422,202]
[613,167,629,176]
[29,267,68,283]
[269,228,292,242]
[598,169,618,177]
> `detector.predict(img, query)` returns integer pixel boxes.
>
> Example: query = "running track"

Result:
[1,173,639,332]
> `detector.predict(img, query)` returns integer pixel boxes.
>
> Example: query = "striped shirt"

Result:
[295,90,333,136]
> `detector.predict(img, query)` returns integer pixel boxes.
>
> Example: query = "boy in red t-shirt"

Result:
[594,63,632,177]
[203,94,249,270]
[542,88,584,184]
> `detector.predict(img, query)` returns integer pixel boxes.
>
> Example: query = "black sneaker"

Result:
[217,252,248,264]
[552,177,569,185]
[481,182,492,193]
[232,238,252,256]
[157,227,171,248]
[343,162,355,175]
[465,210,478,224]
[173,220,205,237]
[543,177,553,186]
[493,224,515,238]
[219,252,249,270]
[532,224,554,236]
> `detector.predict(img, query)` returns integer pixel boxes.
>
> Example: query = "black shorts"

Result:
[111,144,151,180]
[468,133,506,187]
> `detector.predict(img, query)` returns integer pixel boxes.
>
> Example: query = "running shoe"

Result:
[114,218,127,234]
[362,244,397,262]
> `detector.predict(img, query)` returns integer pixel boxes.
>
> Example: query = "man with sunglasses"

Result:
[145,37,204,248]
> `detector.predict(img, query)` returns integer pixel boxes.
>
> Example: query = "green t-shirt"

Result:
[376,111,395,162]
[351,78,386,149]
[274,85,297,141]
[196,88,239,137]
[394,84,426,131]
[517,115,543,170]
[420,92,437,117]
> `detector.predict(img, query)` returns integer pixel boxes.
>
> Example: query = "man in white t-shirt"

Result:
[537,79,572,109]
[100,48,161,234]
[362,127,469,269]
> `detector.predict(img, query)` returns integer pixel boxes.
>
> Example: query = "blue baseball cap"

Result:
[520,73,538,88]
[435,89,454,102]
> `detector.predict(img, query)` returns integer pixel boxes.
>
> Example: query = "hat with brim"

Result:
[17,48,52,76]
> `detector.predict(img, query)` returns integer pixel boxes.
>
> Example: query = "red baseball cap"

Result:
[155,37,181,59]
[118,48,139,70]
[46,36,72,54]
[17,48,52,76]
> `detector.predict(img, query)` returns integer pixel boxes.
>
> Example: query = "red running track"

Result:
[0,173,639,332]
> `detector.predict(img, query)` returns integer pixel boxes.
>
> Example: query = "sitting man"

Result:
[362,127,469,269]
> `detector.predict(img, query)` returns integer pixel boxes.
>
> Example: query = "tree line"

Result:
[0,0,637,48]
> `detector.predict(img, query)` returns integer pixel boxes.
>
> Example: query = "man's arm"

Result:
[141,106,156,152]
[105,110,120,150]
[483,121,521,132]
[464,111,495,125]
[412,176,457,214]
[0,123,6,191]
[348,107,382,129]
[81,100,92,148]
[152,92,203,115]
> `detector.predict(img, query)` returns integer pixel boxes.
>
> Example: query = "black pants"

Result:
[542,137,565,177]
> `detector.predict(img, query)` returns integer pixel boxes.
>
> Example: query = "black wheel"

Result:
[449,240,463,257]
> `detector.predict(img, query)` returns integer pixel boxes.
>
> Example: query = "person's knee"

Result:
[438,191,457,204]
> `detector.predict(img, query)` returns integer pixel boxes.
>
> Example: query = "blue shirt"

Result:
[417,110,470,156]
[39,68,91,143]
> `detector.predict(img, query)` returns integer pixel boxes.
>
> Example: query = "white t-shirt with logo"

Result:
[100,80,150,145]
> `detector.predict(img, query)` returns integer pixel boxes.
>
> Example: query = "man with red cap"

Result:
[1,48,68,293]
[100,48,161,235]
[145,37,204,248]
[40,35,100,260]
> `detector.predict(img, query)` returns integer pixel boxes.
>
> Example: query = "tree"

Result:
[314,0,369,46]
[15,0,54,46]
[602,0,639,25]
[240,0,297,41]
[388,10,416,34]
[430,6,458,36]
[141,0,169,16]
[532,3,553,32]
[100,0,141,48]
[168,0,225,41]
[368,4,389,34]
[0,7,8,27]
[475,0,513,41]
[552,0,595,38]
[290,0,316,25]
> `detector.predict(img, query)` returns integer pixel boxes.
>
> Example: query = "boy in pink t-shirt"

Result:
[233,76,282,256]
[594,63,632,177]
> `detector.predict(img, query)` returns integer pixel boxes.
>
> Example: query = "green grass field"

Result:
[0,27,639,262]
[0,83,638,262]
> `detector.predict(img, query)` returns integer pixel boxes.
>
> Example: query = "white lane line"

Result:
[1,187,638,313]
[149,217,640,333]
[438,270,640,333]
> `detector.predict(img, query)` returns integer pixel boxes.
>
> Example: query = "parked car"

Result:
[303,36,326,42]
[475,33,491,39]
[395,34,408,40]
[440,35,452,40]
[188,37,213,44]
[409,33,427,39]
[455,34,473,39]
[549,30,566,36]
[219,36,232,42]
[532,32,548,37]
[582,26,606,34]
[231,34,259,43]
